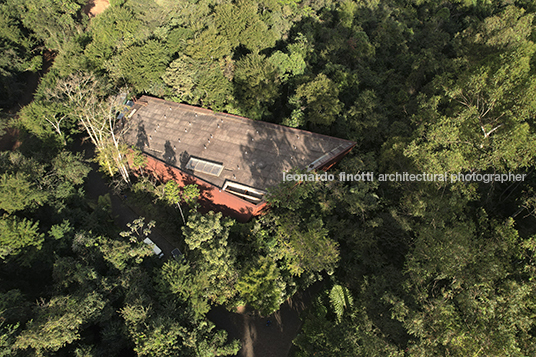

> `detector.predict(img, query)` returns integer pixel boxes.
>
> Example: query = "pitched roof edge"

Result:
[135,95,356,146]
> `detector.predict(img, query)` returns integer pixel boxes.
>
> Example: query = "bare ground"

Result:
[83,0,110,18]
[208,284,323,357]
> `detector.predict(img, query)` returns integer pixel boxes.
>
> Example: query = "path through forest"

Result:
[208,284,322,357]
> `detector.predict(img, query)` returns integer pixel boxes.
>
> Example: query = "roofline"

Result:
[134,95,356,146]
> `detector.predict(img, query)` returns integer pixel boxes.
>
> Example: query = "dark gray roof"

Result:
[121,96,355,191]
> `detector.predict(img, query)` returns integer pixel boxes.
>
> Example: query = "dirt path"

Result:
[208,283,323,357]
[83,0,110,18]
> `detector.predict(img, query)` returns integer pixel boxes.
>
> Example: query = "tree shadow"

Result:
[163,140,176,165]
[178,150,190,170]
[136,123,148,150]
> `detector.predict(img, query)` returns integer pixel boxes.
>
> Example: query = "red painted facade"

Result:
[132,153,267,222]
[129,144,353,222]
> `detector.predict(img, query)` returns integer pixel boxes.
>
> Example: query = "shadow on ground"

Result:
[208,283,324,357]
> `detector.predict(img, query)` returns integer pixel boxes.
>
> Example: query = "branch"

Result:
[483,124,503,138]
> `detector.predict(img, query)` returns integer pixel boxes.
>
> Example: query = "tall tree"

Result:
[182,211,238,304]
[45,72,131,183]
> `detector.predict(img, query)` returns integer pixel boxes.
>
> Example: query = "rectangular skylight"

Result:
[186,157,224,176]
[223,181,266,203]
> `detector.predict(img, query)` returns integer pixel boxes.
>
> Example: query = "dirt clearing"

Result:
[83,0,110,18]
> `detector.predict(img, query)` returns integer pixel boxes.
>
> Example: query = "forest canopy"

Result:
[2,0,536,356]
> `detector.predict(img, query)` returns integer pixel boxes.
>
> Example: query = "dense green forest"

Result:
[2,0,536,355]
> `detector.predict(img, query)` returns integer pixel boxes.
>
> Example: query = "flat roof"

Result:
[121,96,355,191]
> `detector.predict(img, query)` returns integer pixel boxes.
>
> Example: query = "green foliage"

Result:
[266,173,340,277]
[292,73,343,126]
[104,217,157,269]
[163,54,234,110]
[268,50,306,82]
[84,6,138,67]
[0,172,47,214]
[95,141,129,178]
[5,0,536,355]
[186,24,233,61]
[13,292,106,356]
[278,217,339,276]
[129,147,148,171]
[329,284,353,322]
[0,322,18,357]
[406,5,536,173]
[160,260,211,318]
[293,286,403,357]
[183,211,238,304]
[109,39,171,94]
[51,151,90,186]
[0,1,40,107]
[18,0,84,52]
[210,0,279,54]
[237,256,284,315]
[0,215,44,259]
[233,53,279,119]
[162,181,200,206]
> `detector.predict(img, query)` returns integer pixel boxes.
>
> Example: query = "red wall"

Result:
[128,142,354,222]
[133,153,266,222]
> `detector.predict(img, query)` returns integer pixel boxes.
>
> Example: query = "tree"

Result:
[405,5,536,173]
[276,216,339,276]
[0,172,47,214]
[268,49,306,83]
[233,53,279,119]
[109,39,170,95]
[84,5,142,69]
[214,0,276,53]
[386,188,536,356]
[291,73,343,126]
[18,0,85,53]
[13,292,106,356]
[162,181,200,224]
[0,322,18,357]
[265,170,341,277]
[105,217,157,270]
[237,256,284,315]
[186,24,233,61]
[0,215,43,259]
[163,54,234,111]
[0,0,41,107]
[182,211,238,304]
[46,72,132,183]
[158,259,210,318]
[293,284,402,357]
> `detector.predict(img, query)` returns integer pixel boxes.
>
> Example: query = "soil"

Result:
[83,0,110,18]
[208,283,324,357]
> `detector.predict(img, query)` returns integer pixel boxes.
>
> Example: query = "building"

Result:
[121,96,355,222]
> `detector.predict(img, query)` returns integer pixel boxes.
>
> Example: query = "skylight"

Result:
[186,157,224,176]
